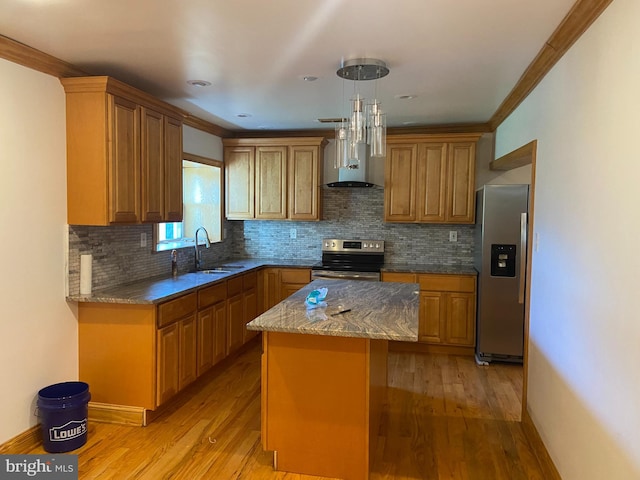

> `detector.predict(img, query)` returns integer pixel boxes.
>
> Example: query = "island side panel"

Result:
[263,331,383,480]
[367,337,388,471]
[78,303,157,410]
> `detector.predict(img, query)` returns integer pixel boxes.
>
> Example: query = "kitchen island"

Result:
[247,279,419,480]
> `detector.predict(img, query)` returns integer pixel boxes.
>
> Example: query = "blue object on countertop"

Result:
[305,287,328,309]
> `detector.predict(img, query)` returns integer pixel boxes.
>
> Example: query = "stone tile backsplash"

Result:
[234,187,474,264]
[69,187,474,294]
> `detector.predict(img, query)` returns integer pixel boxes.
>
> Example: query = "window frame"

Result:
[154,152,225,252]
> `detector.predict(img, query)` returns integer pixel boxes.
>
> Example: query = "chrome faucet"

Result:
[194,227,211,271]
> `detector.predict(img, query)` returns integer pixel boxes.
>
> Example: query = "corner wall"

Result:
[495,0,640,477]
[0,60,78,443]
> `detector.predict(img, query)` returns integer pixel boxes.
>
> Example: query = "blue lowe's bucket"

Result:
[37,381,91,453]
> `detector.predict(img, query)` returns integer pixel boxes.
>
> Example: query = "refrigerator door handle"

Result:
[519,212,527,304]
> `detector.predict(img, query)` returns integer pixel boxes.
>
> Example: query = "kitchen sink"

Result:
[210,265,244,269]
[199,269,231,274]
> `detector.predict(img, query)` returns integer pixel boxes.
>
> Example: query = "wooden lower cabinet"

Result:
[212,302,228,365]
[261,267,311,313]
[77,266,307,421]
[157,314,197,406]
[156,322,179,406]
[382,272,477,349]
[242,271,258,344]
[197,282,228,376]
[227,276,245,355]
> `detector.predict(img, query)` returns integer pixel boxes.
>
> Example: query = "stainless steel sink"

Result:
[210,265,244,269]
[199,269,230,274]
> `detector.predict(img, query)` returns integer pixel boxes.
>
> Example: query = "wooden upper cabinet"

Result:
[164,115,183,222]
[416,143,447,222]
[61,76,184,225]
[384,144,417,221]
[109,95,141,223]
[384,134,481,224]
[256,146,287,219]
[288,145,320,220]
[446,142,476,223]
[223,137,326,221]
[225,146,255,219]
[140,106,164,223]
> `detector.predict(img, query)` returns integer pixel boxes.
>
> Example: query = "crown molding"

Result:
[489,0,613,130]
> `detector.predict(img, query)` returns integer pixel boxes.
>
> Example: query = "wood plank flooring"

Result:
[20,340,546,479]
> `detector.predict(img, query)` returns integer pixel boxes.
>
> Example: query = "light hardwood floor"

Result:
[22,340,546,479]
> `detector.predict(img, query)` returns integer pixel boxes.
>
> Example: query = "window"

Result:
[155,154,223,252]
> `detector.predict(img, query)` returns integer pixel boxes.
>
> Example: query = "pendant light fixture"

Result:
[335,58,389,169]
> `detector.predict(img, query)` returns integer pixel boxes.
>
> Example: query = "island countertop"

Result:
[247,279,420,342]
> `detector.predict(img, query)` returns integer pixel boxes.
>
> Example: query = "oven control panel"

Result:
[322,239,385,253]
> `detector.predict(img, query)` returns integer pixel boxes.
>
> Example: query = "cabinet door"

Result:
[164,116,183,222]
[419,291,444,343]
[157,322,179,406]
[243,287,258,343]
[288,145,319,220]
[256,146,287,219]
[262,268,281,312]
[213,301,227,365]
[444,292,476,346]
[225,146,255,219]
[179,315,198,390]
[227,293,244,354]
[381,272,417,283]
[197,307,214,376]
[416,143,447,222]
[446,142,476,223]
[140,107,164,223]
[384,144,417,221]
[108,95,140,223]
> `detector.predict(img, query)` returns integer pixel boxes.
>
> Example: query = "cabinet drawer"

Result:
[227,276,244,297]
[418,274,476,293]
[280,268,310,284]
[243,271,258,290]
[158,293,197,328]
[382,272,417,283]
[198,282,227,309]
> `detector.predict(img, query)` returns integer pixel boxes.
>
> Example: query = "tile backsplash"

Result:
[68,187,474,294]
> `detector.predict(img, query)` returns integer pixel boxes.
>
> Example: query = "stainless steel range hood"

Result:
[323,140,384,187]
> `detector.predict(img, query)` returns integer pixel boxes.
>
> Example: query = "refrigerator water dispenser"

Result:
[490,244,516,277]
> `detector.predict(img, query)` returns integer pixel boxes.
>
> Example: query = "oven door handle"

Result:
[311,271,380,281]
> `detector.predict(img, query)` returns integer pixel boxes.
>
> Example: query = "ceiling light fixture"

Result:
[335,58,389,169]
[186,80,211,87]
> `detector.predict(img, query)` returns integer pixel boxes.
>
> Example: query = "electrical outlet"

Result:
[449,231,457,242]
[140,232,147,247]
[290,228,297,239]
[535,232,540,252]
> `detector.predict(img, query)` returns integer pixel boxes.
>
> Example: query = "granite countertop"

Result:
[247,279,419,342]
[67,258,316,305]
[382,263,477,275]
[68,257,475,306]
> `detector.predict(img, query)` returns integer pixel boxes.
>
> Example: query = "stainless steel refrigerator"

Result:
[474,184,529,364]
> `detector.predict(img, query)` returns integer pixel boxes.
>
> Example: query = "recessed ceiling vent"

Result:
[317,117,347,124]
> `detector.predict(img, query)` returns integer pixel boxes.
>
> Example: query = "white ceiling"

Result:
[0,0,576,132]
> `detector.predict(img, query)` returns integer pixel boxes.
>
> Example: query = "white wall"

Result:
[495,1,640,477]
[183,125,223,159]
[0,60,78,443]
[475,132,532,187]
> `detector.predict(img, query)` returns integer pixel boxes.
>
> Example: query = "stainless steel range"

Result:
[311,239,385,281]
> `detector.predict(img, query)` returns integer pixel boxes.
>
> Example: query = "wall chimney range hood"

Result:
[323,141,383,188]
